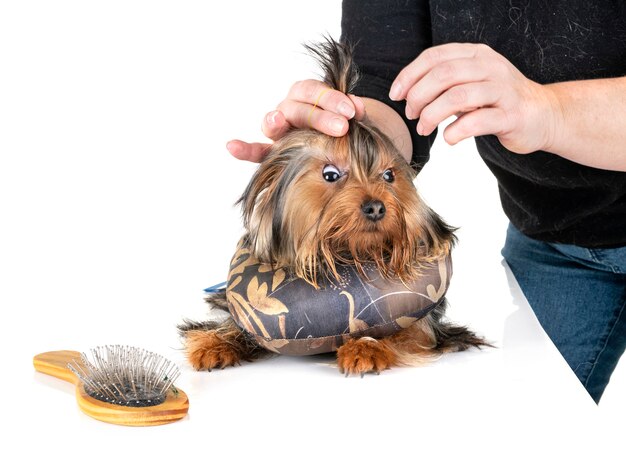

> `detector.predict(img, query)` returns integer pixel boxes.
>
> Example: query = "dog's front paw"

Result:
[183,331,242,371]
[336,337,397,377]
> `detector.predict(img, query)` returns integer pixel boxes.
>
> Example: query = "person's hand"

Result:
[389,42,558,154]
[227,80,366,162]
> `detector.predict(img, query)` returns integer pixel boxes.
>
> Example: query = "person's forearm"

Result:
[361,97,413,163]
[544,76,626,172]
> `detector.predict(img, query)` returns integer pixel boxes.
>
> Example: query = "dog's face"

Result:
[239,120,453,285]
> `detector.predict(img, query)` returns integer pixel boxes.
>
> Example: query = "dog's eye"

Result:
[382,169,395,183]
[323,164,342,183]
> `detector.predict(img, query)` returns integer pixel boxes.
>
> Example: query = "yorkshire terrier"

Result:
[178,38,488,376]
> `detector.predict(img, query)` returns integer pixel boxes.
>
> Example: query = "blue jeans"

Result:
[502,223,626,403]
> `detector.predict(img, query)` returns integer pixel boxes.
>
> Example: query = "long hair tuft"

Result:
[304,36,359,94]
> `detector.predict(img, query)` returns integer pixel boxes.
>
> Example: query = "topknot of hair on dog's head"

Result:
[304,36,359,95]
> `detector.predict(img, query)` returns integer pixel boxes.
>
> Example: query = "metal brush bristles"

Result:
[67,345,181,408]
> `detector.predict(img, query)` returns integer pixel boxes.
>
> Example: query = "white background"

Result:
[1,1,622,451]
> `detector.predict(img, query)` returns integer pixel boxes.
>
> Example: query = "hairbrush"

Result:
[33,345,189,426]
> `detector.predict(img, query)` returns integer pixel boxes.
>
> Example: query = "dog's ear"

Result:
[238,149,281,228]
[237,150,280,259]
[237,145,304,262]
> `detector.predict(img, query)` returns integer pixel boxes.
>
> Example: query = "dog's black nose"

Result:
[361,199,386,222]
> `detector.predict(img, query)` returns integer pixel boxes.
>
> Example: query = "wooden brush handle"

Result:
[33,350,82,384]
[33,349,190,426]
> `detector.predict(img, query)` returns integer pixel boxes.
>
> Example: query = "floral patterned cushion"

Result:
[225,239,452,356]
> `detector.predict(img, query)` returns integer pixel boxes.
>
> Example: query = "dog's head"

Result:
[238,39,454,285]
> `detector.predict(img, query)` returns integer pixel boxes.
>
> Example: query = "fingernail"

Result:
[406,105,416,120]
[389,82,403,101]
[338,101,355,118]
[416,121,424,136]
[329,117,345,135]
[266,111,279,126]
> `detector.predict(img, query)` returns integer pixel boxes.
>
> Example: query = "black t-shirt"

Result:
[341,0,626,248]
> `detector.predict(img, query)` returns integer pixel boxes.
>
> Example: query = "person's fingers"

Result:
[442,107,506,145]
[349,94,366,121]
[257,80,362,138]
[228,81,364,163]
[226,140,272,163]
[261,110,291,141]
[288,79,357,118]
[404,58,491,120]
[277,98,349,136]
[417,81,501,136]
[389,43,485,101]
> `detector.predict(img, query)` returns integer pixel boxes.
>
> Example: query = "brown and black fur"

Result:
[178,38,489,376]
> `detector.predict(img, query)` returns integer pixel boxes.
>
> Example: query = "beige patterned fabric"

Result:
[225,239,452,356]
